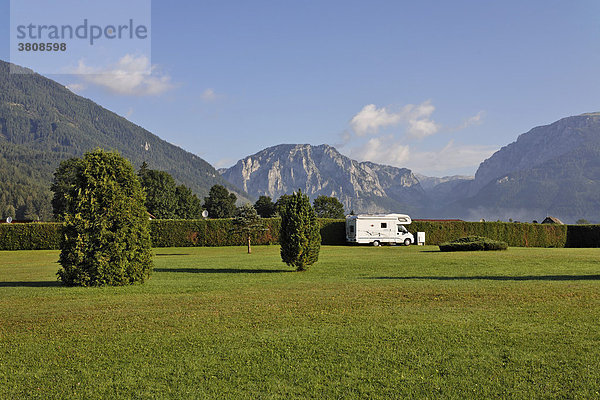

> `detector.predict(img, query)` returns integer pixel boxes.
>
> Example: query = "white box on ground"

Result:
[417,232,425,245]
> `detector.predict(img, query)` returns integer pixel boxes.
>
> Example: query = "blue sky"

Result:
[2,0,600,176]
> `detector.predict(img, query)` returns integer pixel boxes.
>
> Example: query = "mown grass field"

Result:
[1,245,600,399]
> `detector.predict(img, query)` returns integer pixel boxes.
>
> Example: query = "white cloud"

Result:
[65,83,86,92]
[349,101,440,139]
[350,104,404,136]
[341,101,492,175]
[455,111,485,130]
[214,158,235,169]
[407,140,498,174]
[72,55,175,96]
[201,88,219,102]
[348,135,410,166]
[345,138,497,174]
[407,118,439,138]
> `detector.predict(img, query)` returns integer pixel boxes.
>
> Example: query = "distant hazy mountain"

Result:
[415,174,474,210]
[449,113,600,223]
[0,60,246,219]
[220,144,427,214]
[414,174,474,191]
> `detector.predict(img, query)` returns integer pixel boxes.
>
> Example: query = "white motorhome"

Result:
[346,214,415,246]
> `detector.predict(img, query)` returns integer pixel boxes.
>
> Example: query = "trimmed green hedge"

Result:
[410,221,568,248]
[439,236,508,252]
[0,223,62,250]
[1,219,600,250]
[565,225,600,248]
[149,218,281,248]
[318,219,346,245]
[149,218,346,247]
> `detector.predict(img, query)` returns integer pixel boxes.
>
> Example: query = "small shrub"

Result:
[439,236,508,252]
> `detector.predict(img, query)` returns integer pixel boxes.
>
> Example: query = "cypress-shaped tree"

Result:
[279,190,321,271]
[57,150,153,286]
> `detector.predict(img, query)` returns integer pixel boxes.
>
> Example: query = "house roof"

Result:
[542,216,564,225]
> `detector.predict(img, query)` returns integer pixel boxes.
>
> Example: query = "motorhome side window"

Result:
[381,223,387,228]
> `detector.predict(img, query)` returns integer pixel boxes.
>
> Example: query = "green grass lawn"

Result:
[1,245,600,399]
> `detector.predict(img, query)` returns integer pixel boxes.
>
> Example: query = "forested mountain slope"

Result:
[0,60,244,219]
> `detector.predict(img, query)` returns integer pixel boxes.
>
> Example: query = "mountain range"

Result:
[220,114,600,224]
[2,59,600,224]
[220,143,427,214]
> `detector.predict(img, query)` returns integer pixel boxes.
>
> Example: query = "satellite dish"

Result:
[202,210,209,218]
[6,217,12,224]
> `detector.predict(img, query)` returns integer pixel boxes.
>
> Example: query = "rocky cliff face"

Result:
[452,113,600,223]
[220,144,427,214]
[471,113,600,194]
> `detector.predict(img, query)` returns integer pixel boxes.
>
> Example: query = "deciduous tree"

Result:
[175,184,204,219]
[203,184,237,218]
[138,167,178,219]
[138,165,204,219]
[313,195,345,219]
[51,158,81,221]
[254,195,277,218]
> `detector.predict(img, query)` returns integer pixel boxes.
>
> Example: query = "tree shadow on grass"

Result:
[155,253,191,256]
[368,275,600,281]
[154,268,291,274]
[0,281,61,287]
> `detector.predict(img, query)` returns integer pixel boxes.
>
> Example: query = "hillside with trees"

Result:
[0,60,246,220]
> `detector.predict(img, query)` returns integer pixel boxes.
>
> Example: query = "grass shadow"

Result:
[154,268,291,274]
[155,253,191,256]
[369,275,600,281]
[0,281,61,287]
